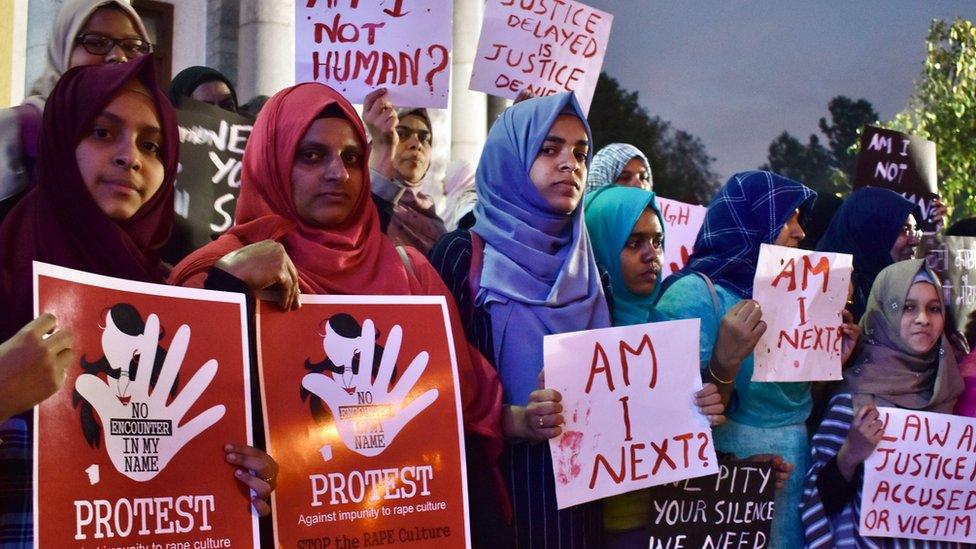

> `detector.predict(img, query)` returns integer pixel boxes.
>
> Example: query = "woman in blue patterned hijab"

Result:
[667,170,817,297]
[584,142,653,193]
[656,170,819,548]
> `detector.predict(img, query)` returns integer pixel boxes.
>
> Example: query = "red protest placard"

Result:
[860,407,976,544]
[32,262,258,547]
[469,0,613,114]
[257,296,469,548]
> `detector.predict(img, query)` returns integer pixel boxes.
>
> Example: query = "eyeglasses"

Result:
[900,224,923,241]
[75,33,153,57]
[395,126,432,145]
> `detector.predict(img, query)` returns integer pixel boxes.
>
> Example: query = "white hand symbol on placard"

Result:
[75,313,225,481]
[302,319,437,457]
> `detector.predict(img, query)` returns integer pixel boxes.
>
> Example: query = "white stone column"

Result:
[167,0,207,74]
[24,0,59,96]
[450,0,486,165]
[236,0,294,101]
[2,0,29,106]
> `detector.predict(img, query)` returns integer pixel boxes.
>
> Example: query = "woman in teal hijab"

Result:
[584,185,727,546]
[584,185,667,325]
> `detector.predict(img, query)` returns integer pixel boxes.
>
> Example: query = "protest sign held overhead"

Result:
[469,0,613,114]
[296,0,453,108]
[860,407,976,544]
[645,459,776,549]
[853,125,939,229]
[544,318,718,510]
[256,296,469,548]
[752,244,853,382]
[163,98,253,264]
[32,262,257,547]
[657,197,707,280]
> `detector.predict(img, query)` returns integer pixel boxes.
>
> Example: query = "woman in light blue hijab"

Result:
[472,93,611,407]
[433,92,610,547]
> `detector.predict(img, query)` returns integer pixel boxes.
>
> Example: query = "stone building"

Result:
[3,0,509,181]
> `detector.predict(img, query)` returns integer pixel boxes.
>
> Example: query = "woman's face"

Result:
[75,83,165,221]
[615,156,650,190]
[68,7,147,69]
[900,281,944,354]
[291,117,365,229]
[890,214,921,262]
[529,114,588,214]
[774,209,805,248]
[190,80,236,113]
[619,208,664,296]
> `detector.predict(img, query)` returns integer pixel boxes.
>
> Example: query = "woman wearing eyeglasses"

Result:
[584,143,654,194]
[816,187,921,323]
[361,88,447,255]
[0,0,152,221]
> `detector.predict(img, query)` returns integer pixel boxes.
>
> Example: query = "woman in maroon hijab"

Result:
[0,57,274,544]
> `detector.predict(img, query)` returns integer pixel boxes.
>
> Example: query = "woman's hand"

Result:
[362,88,397,177]
[713,300,766,369]
[744,453,794,491]
[930,197,948,227]
[225,444,278,516]
[215,240,300,310]
[694,383,725,426]
[0,314,74,422]
[523,387,564,440]
[707,300,765,403]
[840,309,861,365]
[837,404,884,481]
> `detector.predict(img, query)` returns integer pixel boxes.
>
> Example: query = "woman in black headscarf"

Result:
[169,65,239,113]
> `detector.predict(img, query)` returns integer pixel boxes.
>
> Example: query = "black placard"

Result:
[644,459,775,549]
[161,99,253,264]
[853,125,938,229]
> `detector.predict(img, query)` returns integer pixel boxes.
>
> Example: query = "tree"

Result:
[760,95,879,196]
[889,18,976,221]
[818,96,879,179]
[587,72,720,204]
[760,132,836,194]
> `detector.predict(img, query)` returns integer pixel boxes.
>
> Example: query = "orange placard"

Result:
[32,262,259,547]
[257,296,469,548]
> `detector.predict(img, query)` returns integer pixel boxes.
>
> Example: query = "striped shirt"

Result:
[802,393,973,549]
[0,414,31,547]
[429,230,603,548]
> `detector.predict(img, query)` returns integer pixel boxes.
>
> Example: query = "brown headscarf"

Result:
[845,259,965,412]
[0,55,177,340]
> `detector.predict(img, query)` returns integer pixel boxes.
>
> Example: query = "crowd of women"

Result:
[2,1,976,548]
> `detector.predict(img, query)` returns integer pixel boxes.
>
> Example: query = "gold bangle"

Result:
[708,364,735,385]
